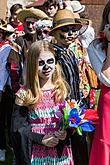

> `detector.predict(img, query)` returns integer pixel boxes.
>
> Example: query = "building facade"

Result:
[81,0,107,35]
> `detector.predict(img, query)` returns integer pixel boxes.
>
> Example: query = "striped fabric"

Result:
[53,44,80,101]
[29,89,74,165]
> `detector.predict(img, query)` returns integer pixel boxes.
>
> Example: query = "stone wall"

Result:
[81,0,107,35]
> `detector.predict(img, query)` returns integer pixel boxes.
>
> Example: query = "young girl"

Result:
[15,40,74,164]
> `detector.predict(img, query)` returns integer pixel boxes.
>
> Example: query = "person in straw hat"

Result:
[66,1,97,156]
[49,8,89,165]
[9,7,49,85]
[13,8,48,62]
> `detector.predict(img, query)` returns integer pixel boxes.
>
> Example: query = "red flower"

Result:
[83,109,99,123]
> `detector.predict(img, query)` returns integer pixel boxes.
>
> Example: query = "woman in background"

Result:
[87,1,110,165]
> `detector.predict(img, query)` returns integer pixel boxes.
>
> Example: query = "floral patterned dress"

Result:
[28,89,74,165]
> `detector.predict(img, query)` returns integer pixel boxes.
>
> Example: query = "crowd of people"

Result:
[0,0,110,165]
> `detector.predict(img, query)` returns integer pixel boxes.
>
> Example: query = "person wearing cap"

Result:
[0,19,22,162]
[49,8,89,165]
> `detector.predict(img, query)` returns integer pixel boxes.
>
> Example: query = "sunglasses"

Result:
[60,27,80,33]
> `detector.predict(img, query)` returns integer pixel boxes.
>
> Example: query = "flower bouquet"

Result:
[59,99,99,135]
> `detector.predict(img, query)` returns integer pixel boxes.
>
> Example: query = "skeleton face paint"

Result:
[38,51,56,80]
[55,25,80,47]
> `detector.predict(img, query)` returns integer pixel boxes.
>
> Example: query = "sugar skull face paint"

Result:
[55,25,80,47]
[38,51,56,80]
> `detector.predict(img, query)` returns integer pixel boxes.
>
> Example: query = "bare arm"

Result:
[102,24,110,80]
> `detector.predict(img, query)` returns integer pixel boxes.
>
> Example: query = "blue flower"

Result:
[68,108,81,128]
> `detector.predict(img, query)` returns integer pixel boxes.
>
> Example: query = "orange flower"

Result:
[67,101,75,108]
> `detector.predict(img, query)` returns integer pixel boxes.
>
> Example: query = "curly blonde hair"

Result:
[23,40,70,107]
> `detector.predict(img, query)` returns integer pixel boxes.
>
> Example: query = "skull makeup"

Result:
[38,51,56,80]
[36,19,52,41]
[55,25,80,47]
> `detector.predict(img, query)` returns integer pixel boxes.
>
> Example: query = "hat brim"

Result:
[74,5,85,14]
[17,8,49,23]
[75,18,89,26]
[80,5,85,13]
[0,26,15,33]
[50,22,82,35]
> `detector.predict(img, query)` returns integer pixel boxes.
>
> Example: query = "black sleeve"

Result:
[11,104,29,133]
[11,104,44,144]
[11,104,45,165]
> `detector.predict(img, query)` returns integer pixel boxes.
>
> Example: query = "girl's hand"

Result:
[42,134,59,147]
[54,129,67,141]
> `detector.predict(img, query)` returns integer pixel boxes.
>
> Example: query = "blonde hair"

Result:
[23,40,70,107]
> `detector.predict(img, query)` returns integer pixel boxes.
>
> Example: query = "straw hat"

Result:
[50,9,85,34]
[0,20,15,33]
[17,8,49,23]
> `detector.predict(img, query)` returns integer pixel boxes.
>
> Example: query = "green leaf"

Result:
[76,126,82,135]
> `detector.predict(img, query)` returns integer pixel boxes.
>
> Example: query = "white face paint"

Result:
[55,25,80,47]
[38,51,56,80]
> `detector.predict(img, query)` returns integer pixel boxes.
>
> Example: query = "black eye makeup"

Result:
[47,58,54,64]
[26,21,35,26]
[39,60,45,66]
[38,58,55,66]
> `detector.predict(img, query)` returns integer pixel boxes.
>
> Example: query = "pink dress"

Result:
[89,84,110,165]
[28,89,74,165]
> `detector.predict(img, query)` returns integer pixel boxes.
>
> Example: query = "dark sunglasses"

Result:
[60,27,80,33]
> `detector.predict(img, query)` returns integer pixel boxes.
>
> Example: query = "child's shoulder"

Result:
[15,86,28,106]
